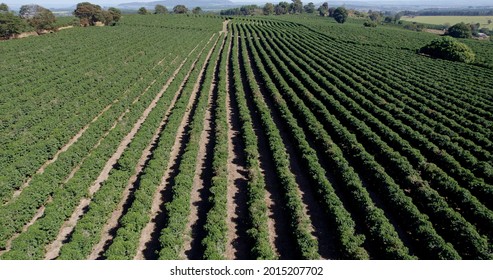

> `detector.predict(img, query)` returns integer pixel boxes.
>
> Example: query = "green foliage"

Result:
[275,2,289,15]
[363,21,377,27]
[104,7,122,25]
[192,7,202,15]
[73,2,103,26]
[173,5,188,14]
[263,3,274,15]
[0,12,28,38]
[447,22,472,38]
[291,0,303,14]
[419,36,475,63]
[1,14,493,261]
[154,4,167,14]
[24,5,56,32]
[318,2,328,17]
[304,2,315,14]
[137,7,148,15]
[333,7,348,24]
[0,2,8,12]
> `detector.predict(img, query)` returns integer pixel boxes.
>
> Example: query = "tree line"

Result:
[403,9,493,17]
[0,2,122,39]
[137,4,203,15]
[219,1,349,23]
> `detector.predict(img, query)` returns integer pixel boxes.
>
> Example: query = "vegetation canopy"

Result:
[333,7,348,24]
[447,22,472,38]
[419,36,475,63]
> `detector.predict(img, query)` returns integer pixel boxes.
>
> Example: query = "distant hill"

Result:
[118,0,236,10]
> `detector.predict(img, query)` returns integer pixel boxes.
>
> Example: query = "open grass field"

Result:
[0,14,492,260]
[402,16,493,28]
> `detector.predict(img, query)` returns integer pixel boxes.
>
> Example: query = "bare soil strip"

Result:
[44,54,188,260]
[0,197,52,256]
[57,26,73,31]
[8,57,179,205]
[220,20,230,35]
[182,36,227,260]
[225,37,250,260]
[88,49,199,260]
[134,34,218,260]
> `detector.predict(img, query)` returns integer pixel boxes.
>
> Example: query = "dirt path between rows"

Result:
[182,35,227,260]
[134,34,218,260]
[43,54,188,260]
[221,20,230,35]
[87,49,200,260]
[225,37,250,260]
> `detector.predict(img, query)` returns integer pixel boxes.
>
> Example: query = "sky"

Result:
[1,0,491,9]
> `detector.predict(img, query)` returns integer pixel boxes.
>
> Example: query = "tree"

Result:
[73,2,104,26]
[138,7,148,15]
[488,19,492,25]
[333,7,348,23]
[384,16,393,23]
[304,2,315,14]
[0,3,8,12]
[240,5,257,16]
[108,7,122,22]
[419,36,475,63]
[318,2,328,17]
[369,10,382,22]
[19,4,40,19]
[0,12,28,38]
[27,6,56,32]
[154,4,168,14]
[394,13,402,23]
[328,7,335,17]
[447,22,472,38]
[173,5,188,14]
[263,3,274,15]
[275,2,290,15]
[102,7,121,26]
[19,5,56,32]
[290,0,303,14]
[192,7,202,14]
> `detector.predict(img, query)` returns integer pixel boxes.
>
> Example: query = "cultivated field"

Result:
[402,15,493,28]
[0,15,492,260]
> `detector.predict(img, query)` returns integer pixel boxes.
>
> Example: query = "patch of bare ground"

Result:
[182,36,227,260]
[225,37,250,260]
[57,26,74,31]
[220,20,230,35]
[424,29,445,35]
[88,50,198,260]
[43,52,184,260]
[134,34,218,260]
[236,35,294,259]
[0,197,52,257]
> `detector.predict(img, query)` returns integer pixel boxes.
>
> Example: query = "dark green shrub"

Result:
[419,36,475,63]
